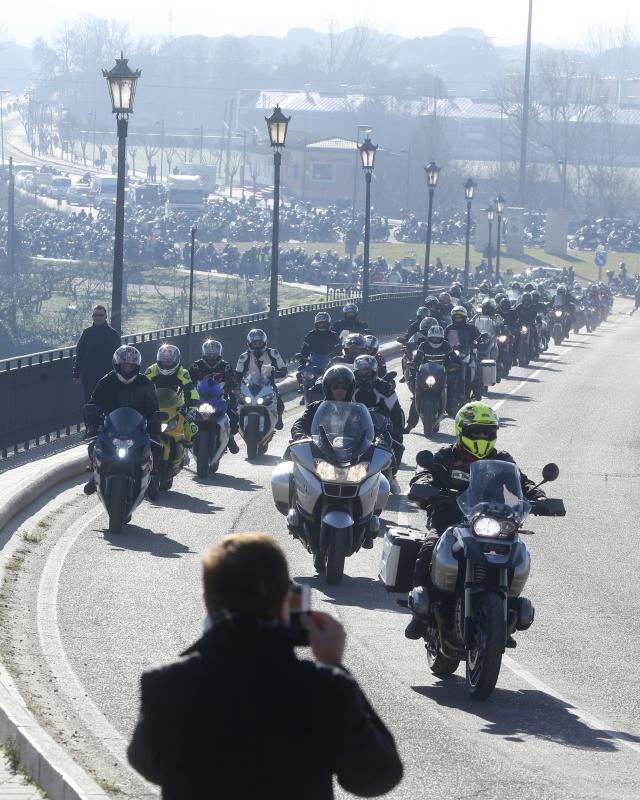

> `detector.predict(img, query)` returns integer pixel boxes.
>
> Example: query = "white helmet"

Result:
[156,343,181,376]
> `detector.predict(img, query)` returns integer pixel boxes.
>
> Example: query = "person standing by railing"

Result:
[72,305,121,401]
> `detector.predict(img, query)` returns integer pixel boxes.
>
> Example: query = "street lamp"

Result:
[349,124,372,258]
[495,195,506,283]
[423,161,440,294]
[0,90,10,167]
[463,178,477,294]
[359,136,378,314]
[102,53,141,334]
[265,105,290,347]
[486,205,495,279]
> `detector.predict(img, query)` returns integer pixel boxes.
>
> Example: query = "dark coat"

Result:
[127,614,403,800]
[89,372,160,436]
[73,323,121,395]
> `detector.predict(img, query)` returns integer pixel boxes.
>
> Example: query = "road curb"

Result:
[0,339,403,800]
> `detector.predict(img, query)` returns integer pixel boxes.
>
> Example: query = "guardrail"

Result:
[0,290,421,456]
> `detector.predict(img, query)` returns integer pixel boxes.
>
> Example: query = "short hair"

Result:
[93,305,107,314]
[202,533,290,618]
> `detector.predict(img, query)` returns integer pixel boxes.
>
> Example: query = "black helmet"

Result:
[343,303,359,319]
[322,365,355,401]
[521,292,532,307]
[353,354,378,388]
[419,316,438,333]
[531,290,540,304]
[343,333,366,356]
[556,284,567,295]
[480,280,491,293]
[450,285,462,299]
[481,299,496,315]
[499,297,512,313]
[363,334,379,355]
[511,281,523,292]
[416,306,429,319]
[113,345,142,385]
[314,311,331,331]
[524,282,535,293]
[424,295,439,309]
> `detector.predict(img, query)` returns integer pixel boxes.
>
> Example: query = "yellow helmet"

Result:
[454,402,499,459]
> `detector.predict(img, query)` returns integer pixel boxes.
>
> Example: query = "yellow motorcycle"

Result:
[156,388,197,492]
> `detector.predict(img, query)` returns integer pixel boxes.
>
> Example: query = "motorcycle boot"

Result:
[83,477,96,495]
[227,435,240,454]
[147,473,160,501]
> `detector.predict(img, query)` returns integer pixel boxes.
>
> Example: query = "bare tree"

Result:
[165,147,177,175]
[227,152,242,197]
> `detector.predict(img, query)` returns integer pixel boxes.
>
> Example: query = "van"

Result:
[166,175,206,215]
[178,163,217,194]
[90,175,118,208]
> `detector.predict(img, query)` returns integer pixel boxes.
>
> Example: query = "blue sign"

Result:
[595,251,607,267]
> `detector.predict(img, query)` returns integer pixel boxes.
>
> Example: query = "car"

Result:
[66,183,92,206]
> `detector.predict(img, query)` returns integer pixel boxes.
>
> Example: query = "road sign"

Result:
[595,251,607,267]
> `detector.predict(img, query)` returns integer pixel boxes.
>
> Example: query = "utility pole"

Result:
[518,0,533,208]
[7,157,16,328]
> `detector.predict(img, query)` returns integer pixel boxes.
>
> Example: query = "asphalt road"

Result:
[4,303,640,798]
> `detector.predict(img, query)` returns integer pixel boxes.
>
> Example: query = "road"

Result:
[2,304,640,798]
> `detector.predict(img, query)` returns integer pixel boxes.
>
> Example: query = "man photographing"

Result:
[127,533,403,799]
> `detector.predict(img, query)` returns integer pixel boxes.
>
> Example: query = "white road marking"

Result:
[36,504,157,794]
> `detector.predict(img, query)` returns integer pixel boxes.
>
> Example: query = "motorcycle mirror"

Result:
[416,450,434,469]
[156,411,170,422]
[541,463,560,483]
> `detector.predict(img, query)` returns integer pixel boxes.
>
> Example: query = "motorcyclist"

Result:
[514,292,540,356]
[332,332,367,365]
[444,306,483,400]
[363,334,388,378]
[404,306,429,339]
[403,316,438,390]
[404,326,451,433]
[298,312,342,366]
[498,296,518,329]
[424,296,445,325]
[84,346,161,500]
[332,303,368,337]
[555,284,576,334]
[146,344,200,411]
[353,355,404,495]
[437,292,454,321]
[189,340,240,454]
[404,401,545,640]
[235,329,287,429]
[289,365,356,442]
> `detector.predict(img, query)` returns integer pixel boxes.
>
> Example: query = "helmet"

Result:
[353,354,378,388]
[481,299,496,315]
[494,292,506,304]
[156,343,181,376]
[202,339,223,366]
[524,282,535,293]
[416,306,429,319]
[419,316,438,333]
[530,290,540,305]
[113,345,142,384]
[480,281,491,293]
[314,311,331,331]
[454,402,499,459]
[363,334,379,355]
[451,305,468,323]
[511,281,523,293]
[343,303,359,319]
[556,285,567,296]
[426,325,445,348]
[521,292,532,307]
[424,295,439,309]
[450,285,462,299]
[343,333,366,356]
[322,365,355,401]
[247,328,267,354]
[499,297,512,313]
[438,292,451,307]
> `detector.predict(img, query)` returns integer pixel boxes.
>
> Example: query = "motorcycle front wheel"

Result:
[421,397,437,437]
[107,477,127,535]
[245,415,259,460]
[196,428,211,478]
[324,527,347,585]
[466,592,505,700]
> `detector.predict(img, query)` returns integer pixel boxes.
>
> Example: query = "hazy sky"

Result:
[3,0,638,49]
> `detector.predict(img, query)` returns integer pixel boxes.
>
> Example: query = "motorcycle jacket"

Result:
[298,329,342,365]
[235,348,287,384]
[374,352,388,378]
[444,322,482,352]
[514,304,538,326]
[413,340,452,369]
[145,364,200,408]
[332,318,369,337]
[354,380,404,437]
[189,358,235,398]
[88,372,160,435]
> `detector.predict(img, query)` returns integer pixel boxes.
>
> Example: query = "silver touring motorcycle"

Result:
[408,456,565,699]
[272,401,392,584]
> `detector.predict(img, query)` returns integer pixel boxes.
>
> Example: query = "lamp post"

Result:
[359,136,378,315]
[265,105,290,348]
[0,90,10,167]
[495,195,506,283]
[486,205,495,279]
[187,225,196,363]
[103,53,140,335]
[463,178,477,294]
[558,158,567,208]
[423,160,440,295]
[348,124,372,258]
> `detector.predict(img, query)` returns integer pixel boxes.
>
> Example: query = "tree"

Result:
[227,152,242,197]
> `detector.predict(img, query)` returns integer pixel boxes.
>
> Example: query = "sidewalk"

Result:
[0,751,43,798]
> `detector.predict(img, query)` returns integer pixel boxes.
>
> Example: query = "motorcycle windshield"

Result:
[244,375,271,393]
[553,295,566,308]
[310,401,374,461]
[475,316,496,335]
[104,407,146,436]
[457,460,531,523]
[305,352,331,371]
[156,388,184,414]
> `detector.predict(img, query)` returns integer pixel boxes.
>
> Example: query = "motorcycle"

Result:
[86,405,156,535]
[157,388,196,492]
[517,323,533,366]
[473,316,498,392]
[271,401,392,584]
[446,329,479,402]
[573,303,587,334]
[297,352,332,406]
[495,325,512,379]
[445,348,469,417]
[238,364,278,459]
[536,313,549,352]
[414,360,447,436]
[194,377,231,478]
[408,455,565,700]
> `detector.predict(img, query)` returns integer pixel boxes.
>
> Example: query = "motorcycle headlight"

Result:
[198,403,214,419]
[473,516,517,538]
[555,310,563,317]
[161,423,167,432]
[425,375,437,387]
[315,461,369,483]
[498,335,507,343]
[117,447,127,458]
[257,397,264,405]
[521,325,528,334]
[244,396,252,404]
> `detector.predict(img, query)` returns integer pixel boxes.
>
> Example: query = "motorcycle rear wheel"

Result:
[325,527,347,585]
[466,592,505,700]
[107,478,127,535]
[426,642,460,677]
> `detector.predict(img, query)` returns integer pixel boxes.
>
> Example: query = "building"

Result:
[283,137,358,204]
